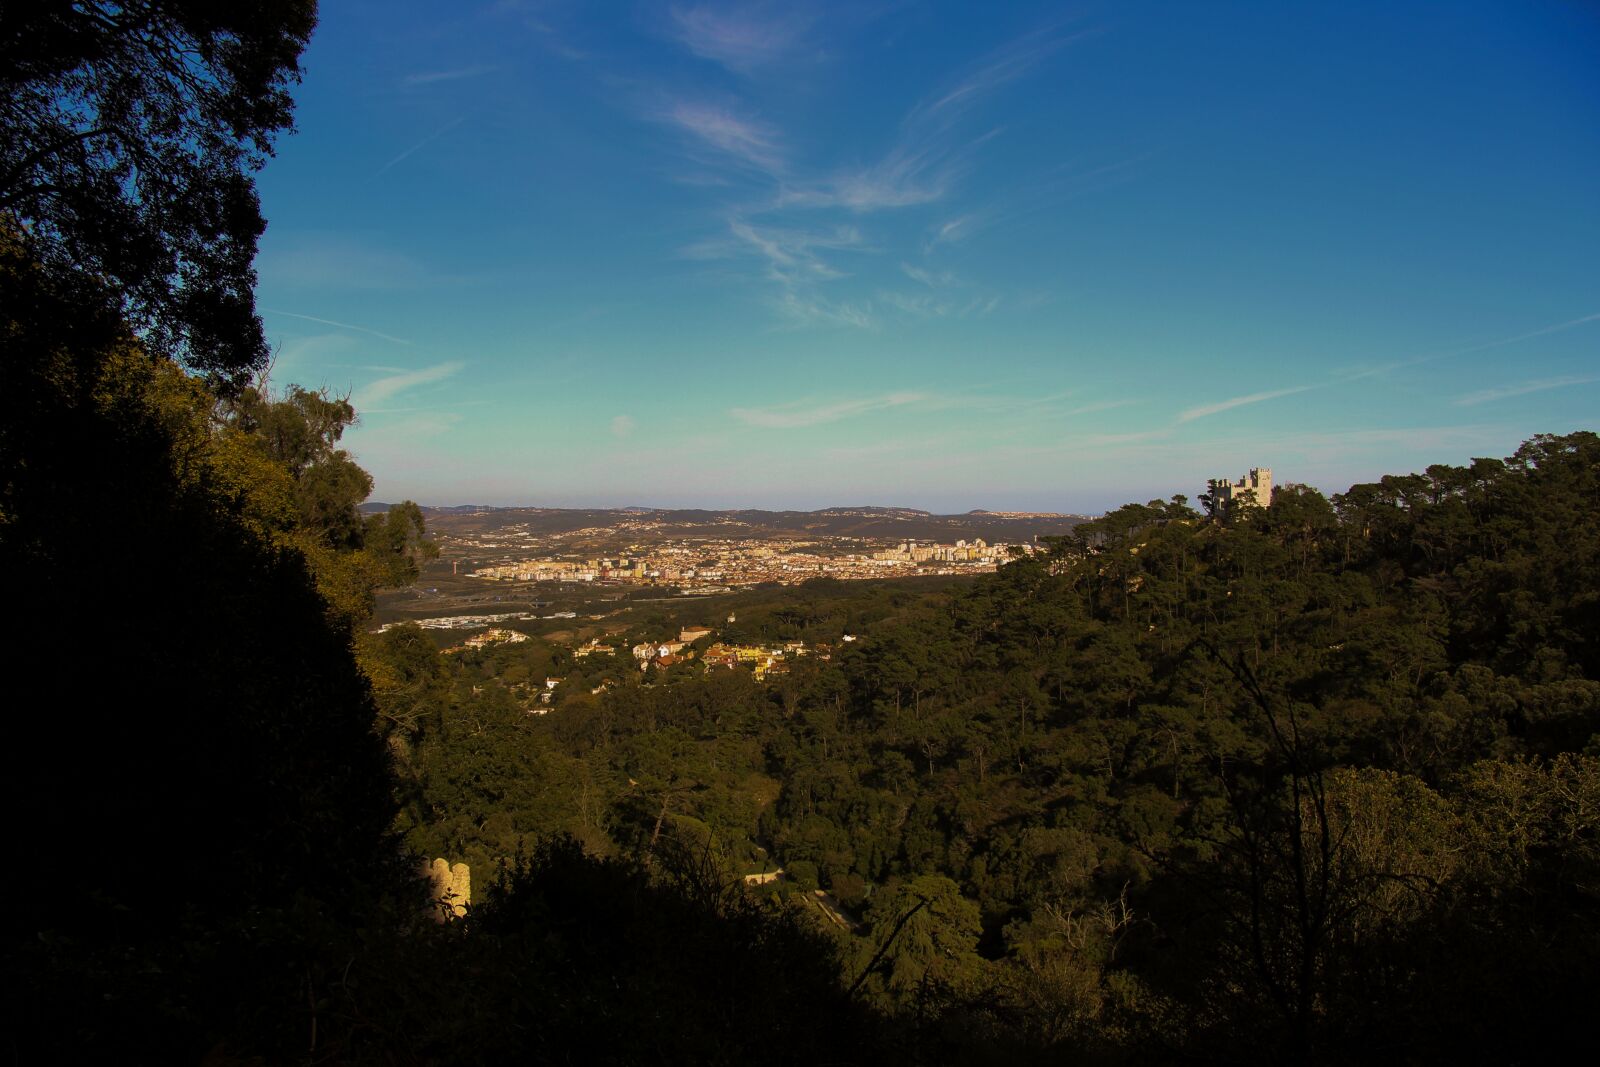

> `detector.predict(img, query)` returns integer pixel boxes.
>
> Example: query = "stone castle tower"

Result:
[424,857,470,920]
[1212,467,1273,508]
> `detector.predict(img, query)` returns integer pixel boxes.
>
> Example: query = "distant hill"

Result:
[365,502,1088,520]
[816,506,931,518]
[388,504,1094,543]
[967,509,1076,518]
[361,503,494,515]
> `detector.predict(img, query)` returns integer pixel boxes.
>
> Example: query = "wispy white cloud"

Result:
[724,219,861,284]
[668,3,811,74]
[1451,311,1600,357]
[661,101,783,173]
[684,219,871,323]
[375,116,466,177]
[771,28,1076,214]
[780,144,959,211]
[774,291,874,329]
[1337,310,1600,382]
[653,22,1081,327]
[789,28,1077,215]
[1157,307,1595,435]
[353,361,465,413]
[916,152,1144,255]
[1178,385,1312,423]
[901,262,957,288]
[691,213,876,329]
[611,414,637,437]
[915,26,1083,123]
[1454,375,1600,406]
[926,213,980,250]
[493,2,589,60]
[730,392,925,428]
[522,16,589,61]
[261,308,411,346]
[876,290,998,319]
[403,66,496,86]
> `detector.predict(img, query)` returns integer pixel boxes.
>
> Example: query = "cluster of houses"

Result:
[621,624,830,681]
[698,639,820,680]
[508,617,869,715]
[628,625,716,672]
[536,623,849,703]
[444,627,529,654]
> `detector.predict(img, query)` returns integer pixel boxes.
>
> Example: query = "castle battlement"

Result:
[1211,467,1273,509]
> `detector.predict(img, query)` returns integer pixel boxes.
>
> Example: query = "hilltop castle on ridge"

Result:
[1210,467,1273,509]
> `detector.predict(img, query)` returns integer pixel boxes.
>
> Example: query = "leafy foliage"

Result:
[0,0,316,380]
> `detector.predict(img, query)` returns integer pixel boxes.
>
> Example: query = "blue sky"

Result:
[254,1,1599,513]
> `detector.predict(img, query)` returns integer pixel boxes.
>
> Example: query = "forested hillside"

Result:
[375,432,1600,1062]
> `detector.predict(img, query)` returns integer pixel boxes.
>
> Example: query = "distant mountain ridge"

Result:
[816,506,930,518]
[362,503,1087,520]
[361,502,1094,544]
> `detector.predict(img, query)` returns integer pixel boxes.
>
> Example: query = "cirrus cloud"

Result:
[730,392,925,428]
[1178,385,1312,423]
[1454,375,1600,406]
[352,361,465,413]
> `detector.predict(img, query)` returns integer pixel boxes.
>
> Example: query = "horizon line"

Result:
[360,500,1106,518]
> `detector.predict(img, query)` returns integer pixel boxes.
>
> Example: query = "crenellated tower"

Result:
[1211,467,1273,509]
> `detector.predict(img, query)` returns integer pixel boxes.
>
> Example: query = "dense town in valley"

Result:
[367,480,1278,710]
[407,477,1272,592]
[467,534,1032,588]
[368,481,1278,639]
[400,504,1089,594]
[367,504,1091,683]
